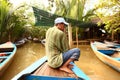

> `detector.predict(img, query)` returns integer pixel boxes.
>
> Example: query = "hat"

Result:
[54,17,69,25]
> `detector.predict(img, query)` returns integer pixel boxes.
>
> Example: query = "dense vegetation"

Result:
[0,0,119,43]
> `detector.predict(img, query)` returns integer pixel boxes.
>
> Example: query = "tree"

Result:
[0,0,31,43]
[0,0,12,42]
[95,0,120,40]
[48,0,95,22]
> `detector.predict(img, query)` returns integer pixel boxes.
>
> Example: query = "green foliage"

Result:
[103,12,120,33]
[95,0,120,34]
[30,26,49,40]
[48,0,96,22]
[0,0,30,42]
[0,0,11,42]
[8,13,27,41]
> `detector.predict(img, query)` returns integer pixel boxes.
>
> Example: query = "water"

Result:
[74,45,120,80]
[0,41,120,80]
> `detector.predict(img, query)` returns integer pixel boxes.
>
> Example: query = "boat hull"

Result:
[25,75,83,80]
[90,42,120,72]
[12,56,90,80]
[15,38,28,48]
[0,42,17,76]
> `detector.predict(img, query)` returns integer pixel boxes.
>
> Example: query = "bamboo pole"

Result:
[76,27,78,48]
[68,24,73,48]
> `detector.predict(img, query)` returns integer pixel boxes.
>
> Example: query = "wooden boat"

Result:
[15,38,28,48]
[104,40,120,48]
[33,38,41,43]
[12,56,90,80]
[0,42,17,75]
[90,41,120,72]
[40,39,46,46]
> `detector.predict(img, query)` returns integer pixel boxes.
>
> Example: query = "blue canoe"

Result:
[12,56,90,80]
[0,42,17,76]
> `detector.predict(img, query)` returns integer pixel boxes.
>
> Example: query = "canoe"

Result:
[0,42,17,76]
[90,41,120,72]
[15,38,28,48]
[33,38,41,43]
[104,40,120,47]
[40,39,46,46]
[12,56,90,80]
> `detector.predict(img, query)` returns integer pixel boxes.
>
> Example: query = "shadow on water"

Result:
[0,42,120,80]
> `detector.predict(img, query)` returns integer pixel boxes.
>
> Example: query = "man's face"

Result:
[58,23,65,31]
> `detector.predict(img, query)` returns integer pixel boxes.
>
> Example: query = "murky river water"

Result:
[0,41,120,80]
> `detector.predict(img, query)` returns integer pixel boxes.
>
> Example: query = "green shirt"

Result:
[45,26,69,68]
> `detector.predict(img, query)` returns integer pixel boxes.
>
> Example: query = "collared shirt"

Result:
[45,26,69,68]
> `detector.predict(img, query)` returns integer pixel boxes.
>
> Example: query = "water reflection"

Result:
[0,42,120,80]
[1,41,45,80]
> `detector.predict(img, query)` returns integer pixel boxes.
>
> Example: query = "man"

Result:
[45,17,80,73]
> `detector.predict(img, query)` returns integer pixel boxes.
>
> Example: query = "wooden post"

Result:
[76,27,78,48]
[111,29,114,41]
[68,24,73,48]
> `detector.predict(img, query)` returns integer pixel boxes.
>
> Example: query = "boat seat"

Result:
[115,45,120,48]
[98,50,115,55]
[0,48,14,52]
[0,56,8,59]
[114,58,120,61]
